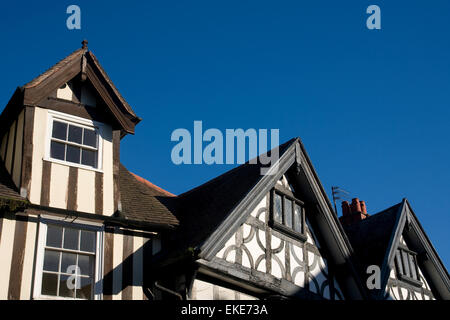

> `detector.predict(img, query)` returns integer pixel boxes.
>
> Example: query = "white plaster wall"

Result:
[77,168,96,213]
[48,163,69,209]
[57,83,74,101]
[0,216,16,300]
[112,231,123,300]
[101,124,114,215]
[20,219,38,300]
[29,107,48,205]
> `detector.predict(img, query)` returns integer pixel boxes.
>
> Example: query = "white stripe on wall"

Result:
[77,169,96,213]
[102,125,114,215]
[0,216,17,300]
[20,219,37,300]
[49,163,69,209]
[29,107,48,205]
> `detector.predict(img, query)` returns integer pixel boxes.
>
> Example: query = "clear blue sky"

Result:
[1,1,448,268]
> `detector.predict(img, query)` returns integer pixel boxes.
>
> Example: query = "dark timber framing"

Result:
[9,119,18,184]
[8,214,28,299]
[376,199,450,300]
[95,172,103,214]
[103,227,114,300]
[113,130,120,213]
[122,233,134,299]
[40,161,51,207]
[20,106,35,198]
[67,167,78,211]
[197,139,368,299]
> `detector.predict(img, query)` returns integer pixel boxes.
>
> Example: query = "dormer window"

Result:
[395,246,422,286]
[46,111,103,170]
[270,187,306,241]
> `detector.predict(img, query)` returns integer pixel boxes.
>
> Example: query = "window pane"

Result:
[395,250,404,275]
[274,194,282,223]
[43,250,60,272]
[68,125,83,144]
[80,230,96,253]
[46,225,63,248]
[81,149,97,168]
[77,277,92,299]
[409,254,418,280]
[83,129,97,148]
[63,228,79,250]
[402,250,410,277]
[61,252,77,274]
[52,121,67,140]
[66,145,81,164]
[284,198,293,228]
[41,273,58,296]
[59,274,76,298]
[78,255,94,276]
[294,204,302,233]
[50,141,66,161]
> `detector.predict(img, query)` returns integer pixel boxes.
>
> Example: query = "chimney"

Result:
[339,198,369,225]
[341,201,351,216]
[350,198,361,214]
[360,200,367,215]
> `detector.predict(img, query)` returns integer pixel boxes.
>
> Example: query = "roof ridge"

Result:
[130,171,176,197]
[22,47,85,89]
[86,51,137,117]
[177,137,298,198]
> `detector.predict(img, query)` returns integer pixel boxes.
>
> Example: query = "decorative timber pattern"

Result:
[384,236,435,300]
[215,176,344,300]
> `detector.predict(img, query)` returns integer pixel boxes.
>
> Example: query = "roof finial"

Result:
[81,39,88,49]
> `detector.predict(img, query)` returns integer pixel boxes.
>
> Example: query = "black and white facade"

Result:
[0,42,448,300]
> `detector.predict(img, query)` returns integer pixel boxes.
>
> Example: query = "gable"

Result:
[385,235,435,300]
[214,175,344,299]
[163,138,367,299]
[17,43,140,135]
[56,79,97,107]
[343,199,450,300]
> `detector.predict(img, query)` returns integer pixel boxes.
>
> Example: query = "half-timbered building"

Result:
[0,41,178,300]
[0,42,448,300]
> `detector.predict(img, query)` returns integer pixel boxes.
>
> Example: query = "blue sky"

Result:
[0,1,449,267]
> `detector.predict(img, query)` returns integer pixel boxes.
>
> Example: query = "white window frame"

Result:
[44,110,105,172]
[33,216,104,300]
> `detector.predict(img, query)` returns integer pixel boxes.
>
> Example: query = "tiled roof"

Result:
[130,172,175,197]
[166,138,298,253]
[22,48,85,88]
[119,163,179,227]
[342,203,402,277]
[22,46,138,119]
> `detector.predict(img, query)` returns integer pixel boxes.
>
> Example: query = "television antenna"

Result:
[331,186,350,216]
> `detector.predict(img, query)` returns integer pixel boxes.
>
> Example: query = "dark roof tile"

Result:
[119,163,179,227]
[342,203,402,278]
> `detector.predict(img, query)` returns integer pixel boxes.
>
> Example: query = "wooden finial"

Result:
[81,39,88,49]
